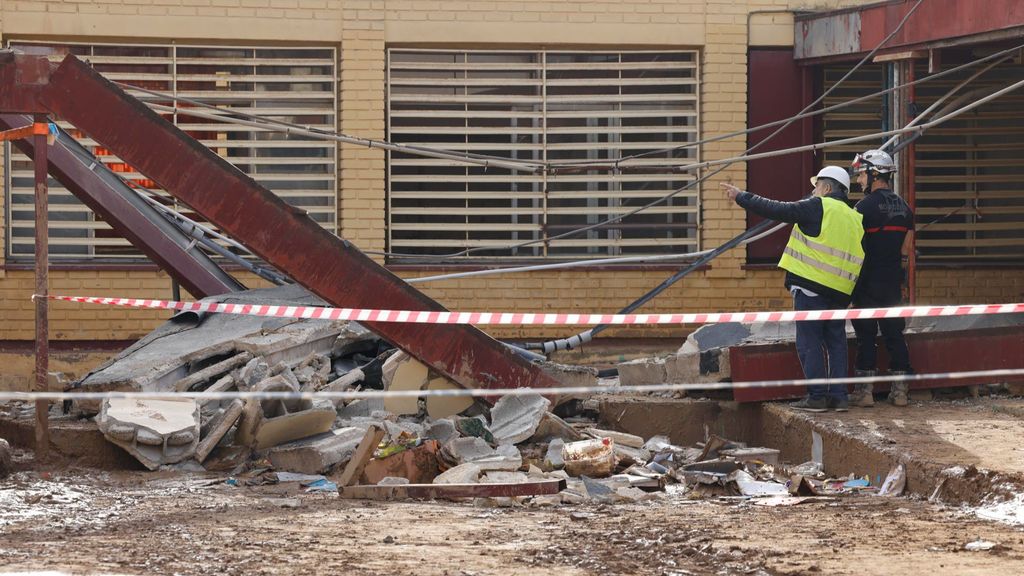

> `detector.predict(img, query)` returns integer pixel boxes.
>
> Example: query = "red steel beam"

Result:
[0,51,49,114]
[37,54,561,394]
[730,326,1024,402]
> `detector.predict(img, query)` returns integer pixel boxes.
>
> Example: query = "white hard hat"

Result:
[810,165,851,191]
[851,149,897,174]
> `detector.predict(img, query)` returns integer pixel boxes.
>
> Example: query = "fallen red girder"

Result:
[3,53,560,395]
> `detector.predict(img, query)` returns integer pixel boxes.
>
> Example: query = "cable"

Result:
[881,49,1014,151]
[120,83,545,174]
[390,0,927,262]
[406,222,787,284]
[524,219,778,352]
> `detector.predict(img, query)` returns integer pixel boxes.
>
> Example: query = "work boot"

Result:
[889,370,909,407]
[849,370,876,408]
[827,396,849,412]
[790,396,828,413]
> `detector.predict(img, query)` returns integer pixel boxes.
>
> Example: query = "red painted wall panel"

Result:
[745,49,818,263]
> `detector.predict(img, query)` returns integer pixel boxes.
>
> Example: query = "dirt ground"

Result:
[2,464,1024,576]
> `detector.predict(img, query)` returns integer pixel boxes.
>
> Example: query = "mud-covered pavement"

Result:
[2,466,1024,576]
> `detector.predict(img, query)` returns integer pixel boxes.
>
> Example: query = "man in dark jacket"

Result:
[849,149,915,407]
[724,166,864,412]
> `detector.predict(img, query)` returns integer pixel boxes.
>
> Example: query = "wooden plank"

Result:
[339,479,567,501]
[334,425,385,487]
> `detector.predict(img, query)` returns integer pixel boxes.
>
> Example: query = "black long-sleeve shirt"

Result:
[854,188,913,297]
[735,190,855,306]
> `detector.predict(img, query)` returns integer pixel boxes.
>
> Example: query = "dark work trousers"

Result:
[851,282,912,372]
[793,290,849,400]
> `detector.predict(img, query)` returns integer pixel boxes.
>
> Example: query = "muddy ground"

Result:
[2,463,1023,576]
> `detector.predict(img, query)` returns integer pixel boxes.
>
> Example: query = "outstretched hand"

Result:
[721,182,743,201]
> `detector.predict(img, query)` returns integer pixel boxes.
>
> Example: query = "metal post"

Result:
[33,114,50,460]
[905,61,917,304]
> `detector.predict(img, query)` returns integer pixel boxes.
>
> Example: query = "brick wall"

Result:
[1,0,1017,351]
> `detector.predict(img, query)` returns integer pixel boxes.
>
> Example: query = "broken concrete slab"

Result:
[338,398,386,420]
[268,427,366,475]
[617,357,667,387]
[74,285,369,415]
[97,398,200,470]
[377,476,409,485]
[423,419,458,445]
[236,392,336,452]
[489,393,551,445]
[440,437,522,471]
[237,357,270,391]
[434,463,482,484]
[529,412,583,443]
[195,399,244,463]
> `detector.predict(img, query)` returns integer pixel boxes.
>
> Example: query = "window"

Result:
[4,41,337,260]
[821,59,1024,263]
[386,49,700,261]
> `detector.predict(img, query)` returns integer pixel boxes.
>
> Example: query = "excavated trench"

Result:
[598,395,1024,510]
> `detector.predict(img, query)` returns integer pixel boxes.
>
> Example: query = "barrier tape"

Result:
[33,294,1024,326]
[3,368,1023,402]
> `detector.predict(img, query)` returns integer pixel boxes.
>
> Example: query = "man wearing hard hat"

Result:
[848,149,915,408]
[724,166,865,412]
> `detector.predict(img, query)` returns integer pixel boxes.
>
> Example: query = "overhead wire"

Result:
[521,0,927,351]
[372,0,926,262]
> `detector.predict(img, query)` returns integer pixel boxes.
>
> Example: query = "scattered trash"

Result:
[878,464,907,497]
[562,438,616,478]
[964,539,998,551]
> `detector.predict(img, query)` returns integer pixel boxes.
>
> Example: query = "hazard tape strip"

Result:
[34,294,1024,326]
[3,368,1023,402]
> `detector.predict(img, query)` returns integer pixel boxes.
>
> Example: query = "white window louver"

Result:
[4,41,337,260]
[386,49,701,260]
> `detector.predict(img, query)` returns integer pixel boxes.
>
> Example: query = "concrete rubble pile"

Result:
[58,284,912,503]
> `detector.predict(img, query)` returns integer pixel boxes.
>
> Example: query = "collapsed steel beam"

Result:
[36,54,561,394]
[0,113,245,298]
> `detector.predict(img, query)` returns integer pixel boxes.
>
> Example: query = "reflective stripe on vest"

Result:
[778,197,865,295]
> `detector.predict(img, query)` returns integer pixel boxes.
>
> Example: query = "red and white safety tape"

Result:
[34,294,1024,326]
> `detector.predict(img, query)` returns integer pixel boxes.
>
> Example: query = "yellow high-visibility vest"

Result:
[778,197,865,295]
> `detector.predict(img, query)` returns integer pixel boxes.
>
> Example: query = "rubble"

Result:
[489,393,551,445]
[97,398,200,470]
[0,438,11,478]
[195,399,244,463]
[267,427,365,475]
[48,284,933,509]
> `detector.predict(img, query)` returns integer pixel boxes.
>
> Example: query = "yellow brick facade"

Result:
[0,0,1021,360]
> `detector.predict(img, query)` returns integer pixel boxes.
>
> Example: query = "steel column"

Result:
[32,116,49,459]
